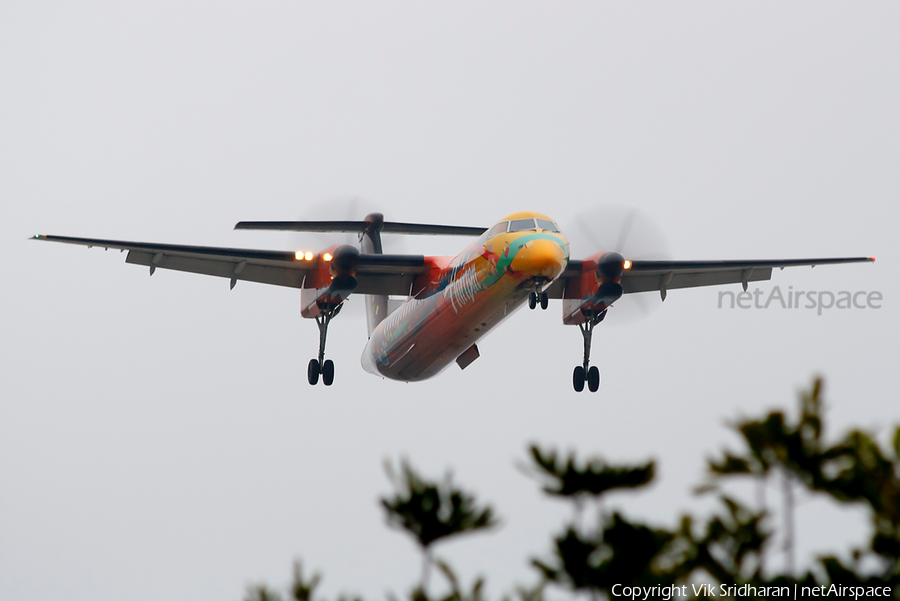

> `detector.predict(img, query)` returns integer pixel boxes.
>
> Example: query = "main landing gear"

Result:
[308,303,341,386]
[528,291,549,310]
[573,309,605,393]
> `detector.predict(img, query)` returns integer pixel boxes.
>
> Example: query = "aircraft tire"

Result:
[588,366,600,392]
[573,366,585,392]
[307,359,320,385]
[540,292,549,310]
[322,359,335,386]
[528,291,537,310]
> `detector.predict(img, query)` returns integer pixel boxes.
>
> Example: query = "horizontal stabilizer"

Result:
[234,220,486,237]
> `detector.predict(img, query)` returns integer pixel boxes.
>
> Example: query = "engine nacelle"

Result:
[300,244,359,318]
[562,251,627,325]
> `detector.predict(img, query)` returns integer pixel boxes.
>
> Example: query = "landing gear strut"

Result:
[573,309,605,393]
[308,303,341,386]
[528,291,549,310]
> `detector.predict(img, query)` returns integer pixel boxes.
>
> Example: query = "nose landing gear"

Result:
[307,303,341,386]
[573,309,605,393]
[528,291,549,310]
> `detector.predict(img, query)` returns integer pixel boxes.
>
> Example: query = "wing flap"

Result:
[550,256,873,300]
[622,267,772,294]
[356,254,426,273]
[125,251,306,288]
[36,234,426,294]
[356,274,417,296]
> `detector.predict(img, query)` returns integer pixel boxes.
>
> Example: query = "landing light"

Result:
[323,252,333,262]
[295,251,315,261]
[623,260,632,270]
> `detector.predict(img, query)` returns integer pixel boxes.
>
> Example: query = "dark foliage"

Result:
[526,445,654,499]
[245,378,900,600]
[380,459,498,550]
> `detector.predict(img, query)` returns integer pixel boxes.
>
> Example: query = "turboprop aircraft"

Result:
[33,211,874,392]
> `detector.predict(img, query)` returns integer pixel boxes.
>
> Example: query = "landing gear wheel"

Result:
[308,302,343,388]
[322,359,335,386]
[573,366,585,392]
[571,309,606,393]
[307,359,320,385]
[540,292,549,310]
[528,291,537,310]
[588,366,600,392]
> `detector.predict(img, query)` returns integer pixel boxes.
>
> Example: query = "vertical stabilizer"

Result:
[360,213,389,337]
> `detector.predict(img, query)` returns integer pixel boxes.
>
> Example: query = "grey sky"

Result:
[1,2,898,600]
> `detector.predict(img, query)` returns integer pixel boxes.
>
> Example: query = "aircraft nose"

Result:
[511,238,568,279]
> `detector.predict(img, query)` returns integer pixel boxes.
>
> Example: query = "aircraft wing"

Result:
[548,256,874,300]
[32,235,426,294]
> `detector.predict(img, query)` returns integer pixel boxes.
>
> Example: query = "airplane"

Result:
[33,210,874,392]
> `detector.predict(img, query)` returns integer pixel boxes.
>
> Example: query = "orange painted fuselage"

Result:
[361,212,569,381]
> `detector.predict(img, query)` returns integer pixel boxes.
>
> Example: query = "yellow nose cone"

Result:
[510,238,568,279]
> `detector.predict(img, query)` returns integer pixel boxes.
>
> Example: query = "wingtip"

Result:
[30,234,43,240]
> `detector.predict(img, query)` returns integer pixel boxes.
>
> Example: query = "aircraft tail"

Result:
[358,213,389,338]
[234,213,487,338]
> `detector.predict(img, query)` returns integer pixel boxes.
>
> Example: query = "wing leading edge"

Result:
[32,234,426,294]
[624,257,874,298]
[33,235,874,299]
[548,256,874,300]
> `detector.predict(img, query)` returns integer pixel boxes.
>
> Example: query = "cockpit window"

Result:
[487,222,509,237]
[536,219,559,232]
[509,218,537,233]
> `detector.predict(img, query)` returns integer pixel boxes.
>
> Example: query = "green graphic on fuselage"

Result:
[373,230,568,367]
[481,232,568,289]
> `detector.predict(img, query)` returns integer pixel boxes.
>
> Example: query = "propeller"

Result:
[564,205,671,325]
[286,197,408,255]
[285,197,411,321]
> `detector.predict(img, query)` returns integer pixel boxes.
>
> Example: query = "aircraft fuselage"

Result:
[361,211,569,381]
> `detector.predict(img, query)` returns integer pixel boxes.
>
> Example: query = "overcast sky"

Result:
[2,2,898,600]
